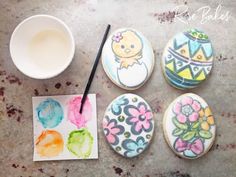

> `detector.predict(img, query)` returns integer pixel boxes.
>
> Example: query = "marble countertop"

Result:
[0,0,236,177]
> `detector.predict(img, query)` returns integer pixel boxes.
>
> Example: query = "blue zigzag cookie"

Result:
[162,29,214,89]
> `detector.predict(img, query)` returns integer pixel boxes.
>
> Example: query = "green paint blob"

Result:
[67,129,93,158]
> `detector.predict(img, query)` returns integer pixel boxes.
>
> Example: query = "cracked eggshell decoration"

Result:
[103,93,154,158]
[102,28,154,90]
[163,93,216,159]
[162,29,214,89]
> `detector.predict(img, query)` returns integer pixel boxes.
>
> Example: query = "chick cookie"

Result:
[103,93,154,158]
[102,28,154,90]
[163,93,216,159]
[162,29,214,89]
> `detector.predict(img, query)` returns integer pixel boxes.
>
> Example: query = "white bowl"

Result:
[10,15,75,79]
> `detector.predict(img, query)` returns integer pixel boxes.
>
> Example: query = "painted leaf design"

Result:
[199,130,212,139]
[172,117,188,130]
[172,128,184,136]
[181,131,195,141]
[191,121,200,129]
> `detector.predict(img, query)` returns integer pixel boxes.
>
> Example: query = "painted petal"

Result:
[111,127,121,134]
[199,117,203,123]
[139,104,147,114]
[181,97,193,106]
[192,100,201,112]
[106,134,116,144]
[129,117,139,123]
[173,102,181,114]
[137,137,147,148]
[142,120,150,130]
[128,107,140,117]
[103,120,108,128]
[122,139,137,151]
[108,121,115,129]
[207,115,214,125]
[204,107,212,117]
[112,36,118,42]
[125,151,138,158]
[201,121,210,130]
[135,122,143,132]
[189,112,199,122]
[177,113,187,123]
[145,111,152,120]
[199,109,204,117]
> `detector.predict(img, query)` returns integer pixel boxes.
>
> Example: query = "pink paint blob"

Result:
[68,96,92,129]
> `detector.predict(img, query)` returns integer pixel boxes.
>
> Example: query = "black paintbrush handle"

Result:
[79,24,111,113]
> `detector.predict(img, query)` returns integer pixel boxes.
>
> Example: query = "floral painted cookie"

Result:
[102,28,154,90]
[103,93,154,157]
[163,93,216,159]
[162,29,214,89]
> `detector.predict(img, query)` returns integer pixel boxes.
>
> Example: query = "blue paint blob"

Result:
[36,98,63,128]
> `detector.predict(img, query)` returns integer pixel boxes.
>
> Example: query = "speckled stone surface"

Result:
[0,0,236,177]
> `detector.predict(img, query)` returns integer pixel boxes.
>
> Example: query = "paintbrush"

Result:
[79,24,111,113]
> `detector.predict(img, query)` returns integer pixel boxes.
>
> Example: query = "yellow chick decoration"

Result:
[112,30,143,68]
[102,28,154,90]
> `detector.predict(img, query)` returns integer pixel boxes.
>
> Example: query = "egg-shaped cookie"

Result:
[103,93,154,157]
[102,28,154,90]
[162,29,214,89]
[163,93,216,159]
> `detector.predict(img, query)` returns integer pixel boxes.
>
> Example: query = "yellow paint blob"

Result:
[36,130,64,157]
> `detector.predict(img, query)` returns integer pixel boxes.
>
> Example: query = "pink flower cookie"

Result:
[163,93,216,159]
[173,96,201,123]
[103,93,154,158]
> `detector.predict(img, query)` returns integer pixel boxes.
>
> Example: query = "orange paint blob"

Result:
[36,130,64,157]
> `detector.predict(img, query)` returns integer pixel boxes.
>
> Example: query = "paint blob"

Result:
[36,98,63,128]
[67,129,93,158]
[36,130,64,157]
[68,96,92,129]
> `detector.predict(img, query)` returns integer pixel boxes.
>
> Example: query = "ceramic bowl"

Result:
[10,14,75,79]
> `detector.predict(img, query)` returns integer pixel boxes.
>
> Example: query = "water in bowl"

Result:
[28,29,71,72]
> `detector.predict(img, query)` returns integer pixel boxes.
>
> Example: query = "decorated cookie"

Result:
[102,28,154,90]
[163,93,216,159]
[103,93,154,157]
[162,29,214,89]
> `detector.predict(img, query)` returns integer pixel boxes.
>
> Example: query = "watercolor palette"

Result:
[32,94,98,161]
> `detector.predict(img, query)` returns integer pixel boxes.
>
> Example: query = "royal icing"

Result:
[103,94,154,157]
[162,29,214,89]
[163,93,216,159]
[102,28,154,90]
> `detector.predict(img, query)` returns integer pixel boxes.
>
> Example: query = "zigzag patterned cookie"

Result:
[162,29,214,89]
